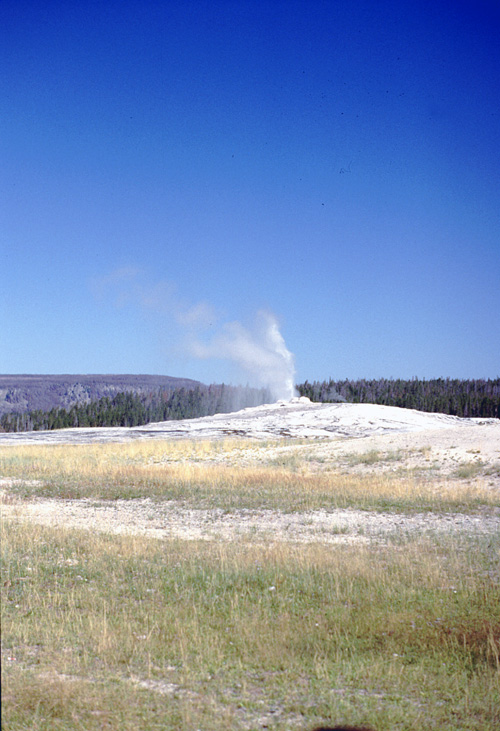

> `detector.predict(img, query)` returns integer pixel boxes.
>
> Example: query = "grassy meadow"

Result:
[1,439,500,730]
[1,439,498,512]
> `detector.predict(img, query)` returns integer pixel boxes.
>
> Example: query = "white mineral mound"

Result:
[0,396,495,445]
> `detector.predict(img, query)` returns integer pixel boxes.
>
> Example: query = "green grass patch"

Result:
[2,520,500,730]
[455,461,486,480]
[344,449,406,466]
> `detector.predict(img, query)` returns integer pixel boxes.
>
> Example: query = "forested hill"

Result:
[0,383,272,433]
[0,374,202,417]
[296,378,500,419]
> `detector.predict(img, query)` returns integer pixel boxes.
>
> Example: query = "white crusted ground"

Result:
[0,397,496,444]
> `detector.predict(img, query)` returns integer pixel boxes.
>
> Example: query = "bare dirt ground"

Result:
[2,402,499,545]
[2,489,499,545]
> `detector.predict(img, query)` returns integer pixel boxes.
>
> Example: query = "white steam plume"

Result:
[93,269,297,402]
[189,310,297,402]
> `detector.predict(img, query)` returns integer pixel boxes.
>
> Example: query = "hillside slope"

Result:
[0,374,202,416]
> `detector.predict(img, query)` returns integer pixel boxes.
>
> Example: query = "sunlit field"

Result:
[1,439,498,513]
[2,439,500,730]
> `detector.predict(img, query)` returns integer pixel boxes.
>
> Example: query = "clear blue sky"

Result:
[2,0,499,388]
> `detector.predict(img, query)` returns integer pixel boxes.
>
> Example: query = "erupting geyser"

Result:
[189,309,297,402]
[258,311,296,401]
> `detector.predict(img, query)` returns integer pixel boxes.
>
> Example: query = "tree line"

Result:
[1,377,498,433]
[296,378,500,418]
[0,384,272,433]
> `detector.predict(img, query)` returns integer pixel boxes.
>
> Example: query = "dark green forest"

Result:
[1,378,498,433]
[296,378,500,418]
[0,384,271,433]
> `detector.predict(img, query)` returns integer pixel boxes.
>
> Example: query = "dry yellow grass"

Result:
[1,439,498,512]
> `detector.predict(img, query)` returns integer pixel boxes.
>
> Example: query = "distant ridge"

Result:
[0,374,203,416]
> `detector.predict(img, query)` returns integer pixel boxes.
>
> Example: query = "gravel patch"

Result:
[2,495,499,545]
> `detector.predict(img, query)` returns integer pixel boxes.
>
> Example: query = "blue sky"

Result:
[2,0,499,389]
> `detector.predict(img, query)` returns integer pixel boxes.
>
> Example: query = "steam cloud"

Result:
[93,270,297,402]
[189,310,297,402]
